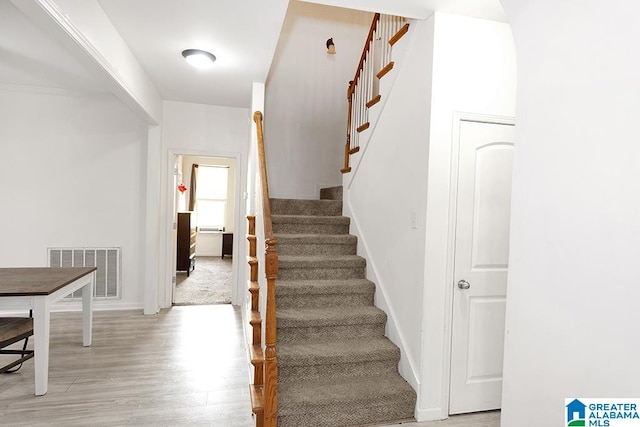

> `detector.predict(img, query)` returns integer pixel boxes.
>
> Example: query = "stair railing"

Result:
[247,111,278,427]
[342,13,409,174]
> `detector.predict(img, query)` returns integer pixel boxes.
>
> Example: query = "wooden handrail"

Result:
[344,13,380,174]
[252,111,278,427]
[342,14,409,174]
[348,13,380,99]
[254,111,274,242]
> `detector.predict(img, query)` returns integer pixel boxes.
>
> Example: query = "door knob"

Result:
[457,279,470,290]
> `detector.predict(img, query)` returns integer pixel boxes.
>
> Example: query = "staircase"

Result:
[272,186,416,427]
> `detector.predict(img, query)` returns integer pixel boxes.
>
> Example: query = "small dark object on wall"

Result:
[326,37,336,54]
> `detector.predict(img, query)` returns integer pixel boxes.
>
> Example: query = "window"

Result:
[195,165,228,231]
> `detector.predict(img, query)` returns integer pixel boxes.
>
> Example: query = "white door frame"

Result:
[442,112,516,413]
[162,148,244,309]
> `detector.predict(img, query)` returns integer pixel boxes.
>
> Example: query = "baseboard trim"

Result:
[52,301,145,312]
[415,407,448,422]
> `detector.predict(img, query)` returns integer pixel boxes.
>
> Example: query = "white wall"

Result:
[247,83,265,218]
[13,0,166,314]
[343,15,435,397]
[419,13,516,420]
[143,124,162,314]
[40,0,162,123]
[13,0,163,124]
[182,156,236,257]
[265,1,372,199]
[159,101,249,307]
[500,1,640,425]
[0,88,149,309]
[344,12,516,420]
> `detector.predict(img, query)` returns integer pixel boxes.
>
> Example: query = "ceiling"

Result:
[299,0,507,21]
[0,0,107,94]
[1,0,507,109]
[96,0,290,108]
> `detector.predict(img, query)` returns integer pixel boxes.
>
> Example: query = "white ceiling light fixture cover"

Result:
[182,49,216,69]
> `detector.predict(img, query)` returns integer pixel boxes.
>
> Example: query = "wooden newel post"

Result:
[263,239,278,427]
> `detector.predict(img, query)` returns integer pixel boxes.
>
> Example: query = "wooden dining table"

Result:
[0,267,96,395]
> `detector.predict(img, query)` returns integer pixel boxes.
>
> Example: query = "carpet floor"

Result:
[174,256,232,305]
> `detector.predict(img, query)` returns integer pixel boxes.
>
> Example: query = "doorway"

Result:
[172,154,236,306]
[448,119,515,414]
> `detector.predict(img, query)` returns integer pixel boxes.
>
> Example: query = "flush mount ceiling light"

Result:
[181,49,216,69]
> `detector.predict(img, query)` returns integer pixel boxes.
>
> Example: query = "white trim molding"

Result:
[162,148,245,309]
[440,111,516,416]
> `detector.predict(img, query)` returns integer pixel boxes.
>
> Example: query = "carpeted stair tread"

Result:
[275,234,357,244]
[278,255,365,268]
[270,198,342,216]
[272,215,350,235]
[277,306,385,328]
[278,337,399,366]
[279,373,415,408]
[276,279,375,296]
[276,279,374,309]
[272,215,350,225]
[278,373,416,425]
[276,234,357,256]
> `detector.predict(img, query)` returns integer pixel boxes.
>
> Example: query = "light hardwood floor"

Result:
[0,305,499,427]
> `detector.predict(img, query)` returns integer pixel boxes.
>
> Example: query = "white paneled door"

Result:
[449,120,515,414]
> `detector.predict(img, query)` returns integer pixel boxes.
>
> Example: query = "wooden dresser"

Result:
[176,212,196,276]
[222,233,233,259]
